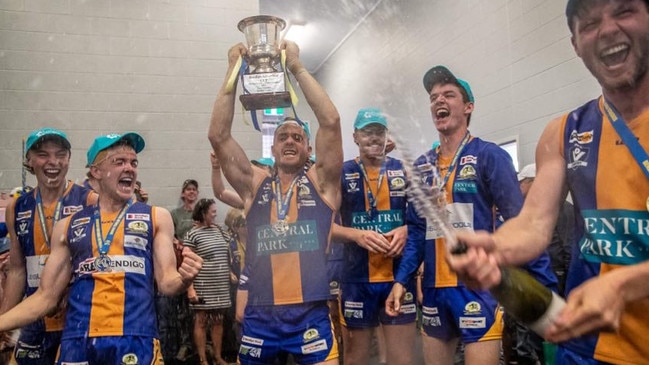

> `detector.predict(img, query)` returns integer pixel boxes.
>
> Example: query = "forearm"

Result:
[157,273,192,296]
[0,289,59,332]
[288,63,339,129]
[0,268,26,314]
[617,261,649,303]
[493,212,555,266]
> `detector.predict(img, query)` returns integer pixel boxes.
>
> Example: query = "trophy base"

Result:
[240,92,292,111]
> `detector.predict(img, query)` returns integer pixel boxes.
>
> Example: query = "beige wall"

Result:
[318,0,601,165]
[0,0,601,212]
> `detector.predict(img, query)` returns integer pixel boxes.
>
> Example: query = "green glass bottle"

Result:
[491,266,566,335]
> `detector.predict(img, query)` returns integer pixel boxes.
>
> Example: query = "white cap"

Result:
[517,163,536,181]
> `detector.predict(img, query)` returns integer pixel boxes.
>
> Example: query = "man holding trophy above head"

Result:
[208,20,343,365]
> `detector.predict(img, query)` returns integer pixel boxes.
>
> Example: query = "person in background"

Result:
[184,198,232,365]
[134,180,149,204]
[158,178,200,363]
[448,1,649,364]
[208,40,343,365]
[0,132,203,363]
[334,107,416,365]
[0,128,97,365]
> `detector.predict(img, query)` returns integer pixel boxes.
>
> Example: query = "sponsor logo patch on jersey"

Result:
[460,155,477,165]
[387,169,404,177]
[344,172,361,180]
[17,210,32,220]
[124,235,148,250]
[126,213,150,221]
[301,339,328,354]
[71,217,91,228]
[458,165,477,180]
[459,317,486,329]
[344,301,364,309]
[63,205,83,215]
[390,177,406,190]
[568,129,594,144]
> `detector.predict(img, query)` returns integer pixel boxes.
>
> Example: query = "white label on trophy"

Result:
[243,72,286,94]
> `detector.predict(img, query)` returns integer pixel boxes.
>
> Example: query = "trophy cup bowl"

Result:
[237,15,292,110]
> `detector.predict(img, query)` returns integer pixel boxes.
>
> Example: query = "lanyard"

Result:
[35,181,68,248]
[93,199,132,257]
[272,175,300,222]
[602,98,649,181]
[436,132,471,189]
[357,158,386,220]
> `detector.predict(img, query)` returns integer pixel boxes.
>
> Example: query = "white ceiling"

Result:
[260,0,383,74]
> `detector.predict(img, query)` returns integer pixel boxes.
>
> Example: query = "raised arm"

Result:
[152,207,202,296]
[0,217,72,331]
[207,43,257,208]
[282,41,343,206]
[0,200,26,315]
[210,151,244,209]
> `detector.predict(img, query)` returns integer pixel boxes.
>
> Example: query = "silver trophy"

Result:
[238,15,292,110]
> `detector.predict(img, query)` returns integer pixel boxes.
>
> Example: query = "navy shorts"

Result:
[340,280,417,328]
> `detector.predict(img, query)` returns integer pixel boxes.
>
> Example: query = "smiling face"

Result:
[353,124,387,162]
[91,145,138,203]
[429,83,474,134]
[26,140,71,190]
[272,122,310,173]
[571,0,649,91]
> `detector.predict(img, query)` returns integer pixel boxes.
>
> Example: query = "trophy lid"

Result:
[237,15,286,33]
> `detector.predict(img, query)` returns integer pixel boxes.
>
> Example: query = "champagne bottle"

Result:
[491,266,566,336]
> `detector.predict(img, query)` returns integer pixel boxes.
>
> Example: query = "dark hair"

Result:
[182,179,198,191]
[192,198,215,222]
[566,0,649,33]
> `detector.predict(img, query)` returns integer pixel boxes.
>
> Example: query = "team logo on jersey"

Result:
[567,146,589,169]
[298,184,312,200]
[404,292,414,302]
[70,226,87,243]
[121,353,138,365]
[126,213,150,221]
[127,221,148,234]
[257,185,272,206]
[346,181,360,193]
[390,177,406,190]
[387,169,404,177]
[460,155,477,165]
[568,129,594,144]
[464,301,482,315]
[71,217,91,228]
[458,165,477,180]
[62,205,83,215]
[303,328,320,342]
[16,210,32,220]
[17,221,29,236]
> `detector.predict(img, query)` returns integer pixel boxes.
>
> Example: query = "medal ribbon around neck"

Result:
[35,181,68,248]
[272,175,300,225]
[357,158,386,220]
[93,198,133,258]
[436,131,471,189]
[602,98,649,180]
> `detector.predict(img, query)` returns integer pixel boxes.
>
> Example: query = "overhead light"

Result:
[284,22,307,44]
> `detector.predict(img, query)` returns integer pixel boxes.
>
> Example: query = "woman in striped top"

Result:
[184,198,232,365]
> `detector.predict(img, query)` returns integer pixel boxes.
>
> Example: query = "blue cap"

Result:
[86,132,145,166]
[354,107,388,130]
[253,157,275,167]
[423,65,474,103]
[277,117,311,141]
[25,128,71,156]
